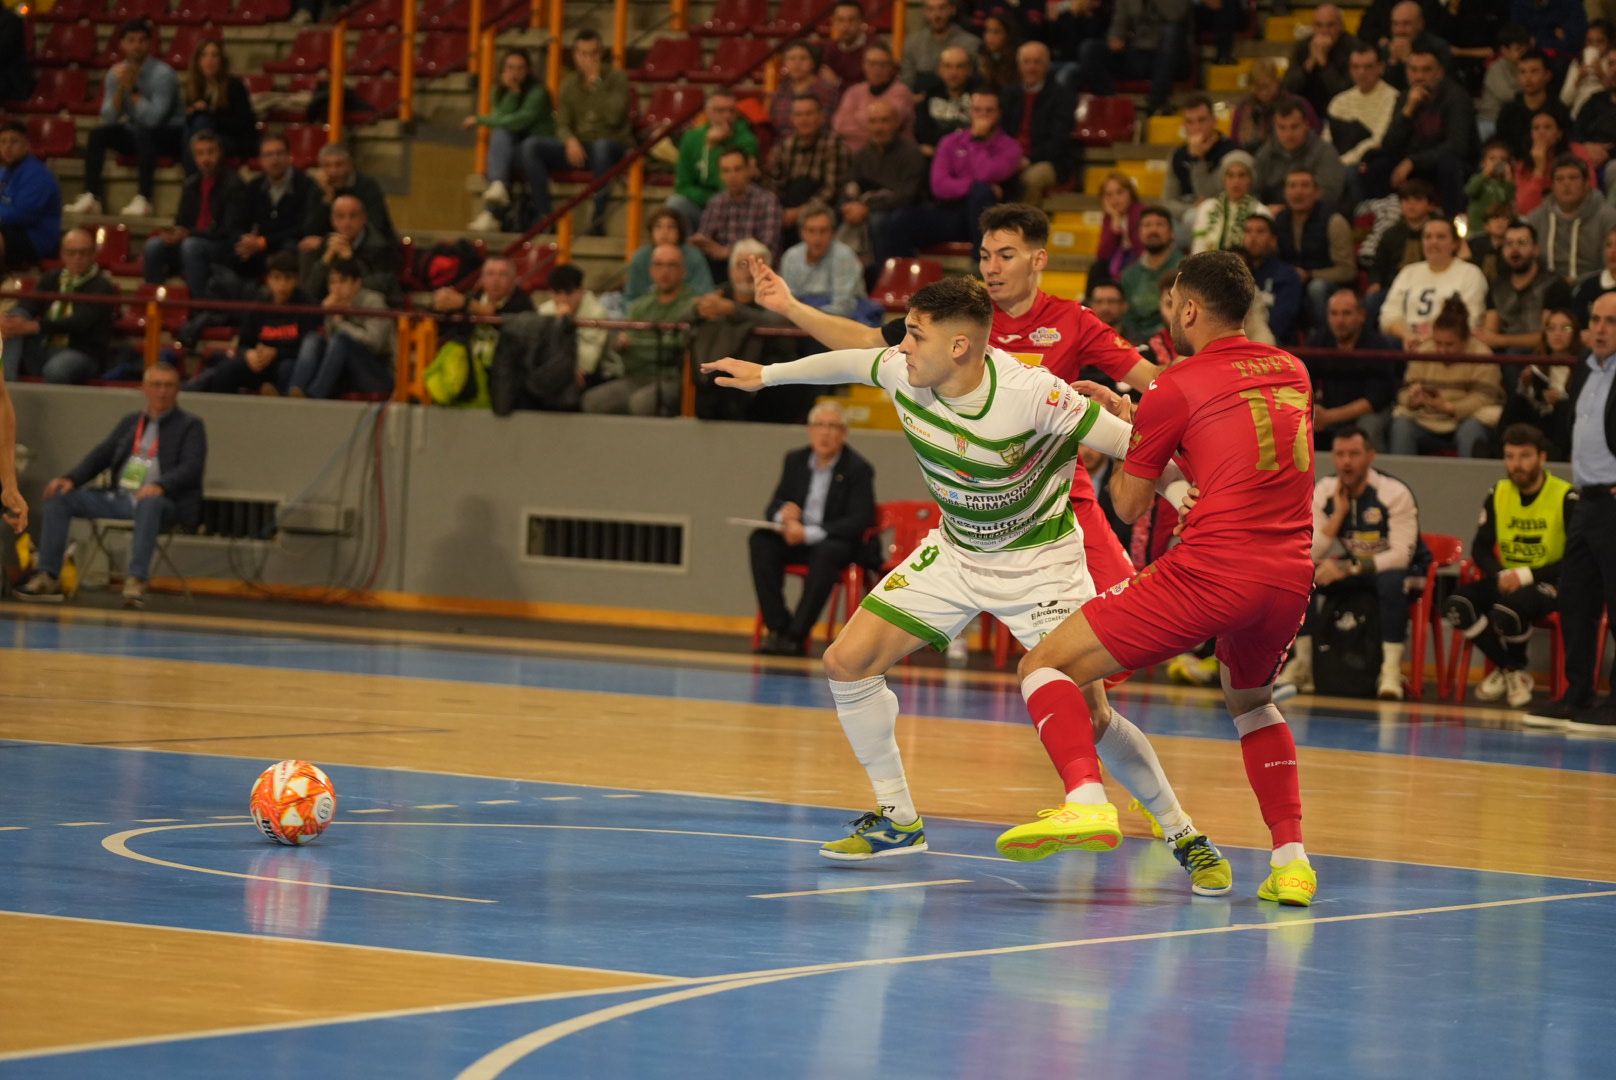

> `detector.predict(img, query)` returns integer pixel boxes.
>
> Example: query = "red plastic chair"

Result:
[37,22,99,67]
[508,241,558,291]
[1408,532,1463,700]
[1074,96,1137,147]
[90,224,138,274]
[872,257,944,312]
[1599,612,1613,693]
[19,68,91,114]
[353,77,401,119]
[872,500,943,573]
[282,123,330,169]
[106,0,171,24]
[423,0,471,30]
[694,0,769,36]
[241,73,274,95]
[263,30,330,75]
[1443,560,1568,703]
[689,37,771,83]
[114,283,189,337]
[163,26,223,73]
[38,0,98,23]
[351,31,404,77]
[416,34,469,78]
[748,563,864,652]
[171,0,231,25]
[628,36,702,82]
[351,0,402,29]
[760,0,819,37]
[218,0,291,24]
[25,116,79,160]
[639,83,706,139]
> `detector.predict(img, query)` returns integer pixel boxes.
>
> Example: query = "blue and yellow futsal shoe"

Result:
[994,802,1122,861]
[819,811,927,861]
[1128,797,1164,839]
[1257,859,1318,906]
[1173,833,1234,896]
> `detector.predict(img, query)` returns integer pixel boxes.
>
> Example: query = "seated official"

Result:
[0,229,119,384]
[1445,424,1577,709]
[187,252,320,395]
[749,400,876,655]
[15,362,205,610]
[1278,426,1426,701]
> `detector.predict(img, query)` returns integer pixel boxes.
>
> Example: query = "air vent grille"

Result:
[524,513,686,568]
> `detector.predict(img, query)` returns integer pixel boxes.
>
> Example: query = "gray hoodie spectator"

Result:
[1254,103,1346,209]
[1525,155,1616,282]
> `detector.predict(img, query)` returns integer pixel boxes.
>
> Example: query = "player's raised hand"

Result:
[700,357,767,392]
[749,257,795,314]
[1073,379,1134,423]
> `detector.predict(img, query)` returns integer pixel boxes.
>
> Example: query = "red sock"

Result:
[1239,721,1304,847]
[1022,668,1102,792]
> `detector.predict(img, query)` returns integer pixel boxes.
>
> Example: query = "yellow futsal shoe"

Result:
[1128,798,1164,839]
[995,802,1122,862]
[819,811,927,861]
[1257,859,1318,906]
[1172,833,1233,896]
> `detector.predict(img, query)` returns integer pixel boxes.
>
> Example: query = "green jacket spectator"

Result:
[672,92,759,219]
[478,82,554,137]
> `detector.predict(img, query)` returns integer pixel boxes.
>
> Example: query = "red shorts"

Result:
[1073,487,1134,592]
[1083,550,1309,690]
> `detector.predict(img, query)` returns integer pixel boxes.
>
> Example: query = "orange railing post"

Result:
[612,0,628,61]
[556,213,573,262]
[328,21,346,145]
[393,314,414,402]
[531,0,543,29]
[624,156,644,261]
[475,29,495,175]
[469,0,484,78]
[143,295,163,368]
[546,0,564,96]
[400,0,416,123]
[670,0,686,32]
[891,0,906,59]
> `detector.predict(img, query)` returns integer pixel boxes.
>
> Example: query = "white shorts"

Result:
[858,529,1096,652]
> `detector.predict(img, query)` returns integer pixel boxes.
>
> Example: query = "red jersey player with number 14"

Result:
[994,251,1321,906]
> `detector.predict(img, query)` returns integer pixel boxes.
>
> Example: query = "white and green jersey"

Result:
[759,345,1132,572]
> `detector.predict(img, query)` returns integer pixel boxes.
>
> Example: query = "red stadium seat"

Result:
[862,0,892,33]
[749,562,863,651]
[638,84,706,140]
[689,37,770,83]
[241,73,274,95]
[37,22,99,68]
[694,0,769,36]
[416,35,469,78]
[91,223,140,275]
[163,26,223,73]
[351,0,402,30]
[628,36,702,83]
[281,124,330,169]
[18,68,92,114]
[104,0,171,24]
[218,0,290,24]
[508,241,558,291]
[350,31,404,77]
[37,0,99,23]
[760,0,819,37]
[25,116,78,160]
[872,258,945,312]
[353,78,401,119]
[1074,96,1137,147]
[1408,532,1464,700]
[171,0,231,25]
[114,283,189,337]
[422,0,471,30]
[263,30,330,75]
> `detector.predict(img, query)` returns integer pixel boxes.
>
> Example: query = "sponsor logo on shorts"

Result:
[1030,602,1071,625]
[883,574,910,591]
[1030,326,1061,346]
[1105,564,1156,597]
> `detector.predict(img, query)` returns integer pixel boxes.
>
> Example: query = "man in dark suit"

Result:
[16,362,206,610]
[750,400,877,655]
[140,130,245,300]
[998,40,1077,208]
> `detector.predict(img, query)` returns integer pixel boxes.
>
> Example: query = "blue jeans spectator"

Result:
[291,333,393,399]
[1301,570,1413,645]
[143,234,219,299]
[520,135,629,228]
[1388,414,1493,458]
[1076,21,1186,111]
[82,122,184,203]
[37,487,175,583]
[1,333,96,384]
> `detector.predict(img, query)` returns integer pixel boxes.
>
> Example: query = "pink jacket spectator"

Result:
[832,80,917,153]
[1097,201,1145,280]
[930,127,1021,201]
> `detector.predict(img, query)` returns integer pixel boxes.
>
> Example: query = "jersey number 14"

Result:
[1239,387,1312,473]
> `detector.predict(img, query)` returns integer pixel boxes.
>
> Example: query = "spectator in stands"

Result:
[779,201,869,319]
[300,194,402,307]
[1466,201,1515,284]
[840,99,928,266]
[833,43,918,153]
[1497,49,1573,161]
[1306,288,1400,449]
[1383,0,1453,91]
[465,49,553,233]
[1572,228,1616,322]
[1118,206,1179,344]
[14,362,204,610]
[1274,168,1356,329]
[1255,99,1346,211]
[1512,0,1587,55]
[693,149,783,274]
[1480,25,1533,136]
[1390,294,1504,455]
[625,208,715,305]
[549,29,633,235]
[975,14,1020,93]
[1328,43,1398,201]
[0,4,32,106]
[1381,217,1489,348]
[1368,178,1437,297]
[668,91,759,233]
[537,263,613,391]
[587,244,697,416]
[763,95,849,239]
[1446,421,1577,708]
[748,400,876,655]
[1076,0,1190,116]
[301,143,397,247]
[1085,280,1129,332]
[1479,221,1573,351]
[289,257,396,400]
[1277,425,1421,700]
[1283,4,1359,119]
[68,19,183,218]
[821,2,872,88]
[428,255,535,406]
[1562,19,1610,117]
[1379,46,1477,216]
[1514,111,1592,215]
[1190,149,1261,253]
[1498,307,1577,456]
[902,89,1020,250]
[1242,213,1304,343]
[999,41,1077,208]
[0,229,117,384]
[902,0,981,86]
[1095,173,1143,282]
[0,121,61,271]
[771,42,840,134]
[180,39,255,173]
[1525,155,1616,283]
[187,252,319,396]
[231,134,316,285]
[1466,138,1516,222]
[914,45,977,156]
[1165,94,1236,224]
[1443,1,1508,98]
[1047,0,1114,88]
[142,131,244,301]
[692,242,811,422]
[1573,52,1616,190]
[1232,61,1316,153]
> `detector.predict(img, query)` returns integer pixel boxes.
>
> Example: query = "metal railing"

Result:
[324,0,420,140]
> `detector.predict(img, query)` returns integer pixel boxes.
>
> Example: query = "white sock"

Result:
[828,676,917,825]
[1066,781,1109,804]
[1271,841,1308,866]
[1096,712,1194,843]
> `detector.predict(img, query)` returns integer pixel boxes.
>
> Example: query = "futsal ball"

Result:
[250,759,338,846]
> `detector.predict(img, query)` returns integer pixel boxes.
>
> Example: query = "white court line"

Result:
[58,822,109,827]
[751,879,971,900]
[413,804,457,810]
[133,818,181,823]
[0,826,26,832]
[348,808,394,815]
[601,794,641,800]
[477,800,518,806]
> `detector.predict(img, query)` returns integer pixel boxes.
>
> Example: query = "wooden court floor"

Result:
[1,607,1613,1078]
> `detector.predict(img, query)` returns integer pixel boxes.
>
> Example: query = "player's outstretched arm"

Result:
[750,257,883,350]
[700,357,767,392]
[704,348,885,392]
[0,371,25,532]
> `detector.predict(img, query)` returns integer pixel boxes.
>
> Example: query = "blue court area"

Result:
[2,741,1614,1079]
[6,613,1616,774]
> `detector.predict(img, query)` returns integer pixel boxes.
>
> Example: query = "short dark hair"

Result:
[834,0,862,11]
[266,251,299,276]
[1349,41,1380,60]
[259,132,288,154]
[1519,48,1552,70]
[0,120,26,138]
[791,92,824,109]
[977,202,1048,247]
[1422,216,1458,242]
[1172,251,1256,326]
[1552,153,1589,180]
[327,257,364,281]
[717,146,752,167]
[1243,213,1275,235]
[1180,93,1214,114]
[189,129,220,147]
[1331,425,1371,447]
[784,39,820,65]
[118,17,153,37]
[1503,423,1551,452]
[1272,99,1309,123]
[1505,220,1538,243]
[1498,24,1532,49]
[1086,281,1124,301]
[1408,44,1445,67]
[1328,286,1363,309]
[1138,204,1174,228]
[648,206,687,243]
[573,28,601,46]
[548,263,584,292]
[908,275,993,332]
[1397,178,1437,203]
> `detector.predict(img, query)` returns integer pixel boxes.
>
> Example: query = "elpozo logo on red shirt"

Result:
[1029,326,1061,346]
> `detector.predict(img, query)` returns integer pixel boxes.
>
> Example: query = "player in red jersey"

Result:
[995,251,1320,907]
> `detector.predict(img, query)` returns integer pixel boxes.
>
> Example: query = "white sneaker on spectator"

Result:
[1377,643,1405,700]
[65,192,101,214]
[467,210,501,232]
[1504,670,1535,709]
[1473,668,1508,702]
[291,9,312,23]
[120,194,154,216]
[483,180,510,207]
[122,578,146,610]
